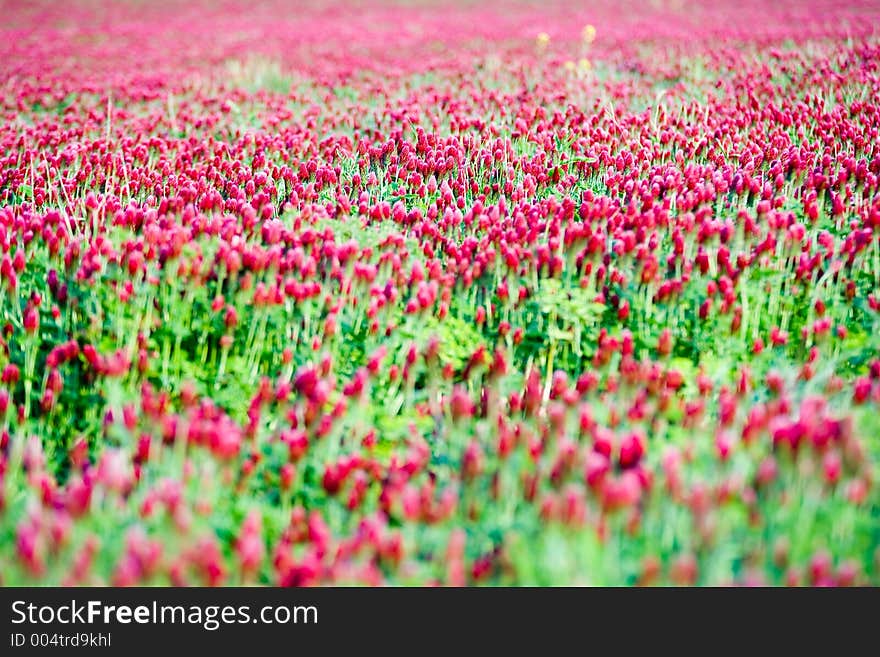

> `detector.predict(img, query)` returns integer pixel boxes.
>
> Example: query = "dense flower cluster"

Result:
[1,0,879,585]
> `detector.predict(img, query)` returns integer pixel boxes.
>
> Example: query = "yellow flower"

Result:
[578,58,592,72]
[564,60,576,72]
[582,24,596,44]
[536,32,550,50]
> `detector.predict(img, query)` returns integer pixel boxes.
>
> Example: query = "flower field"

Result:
[1,0,879,586]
